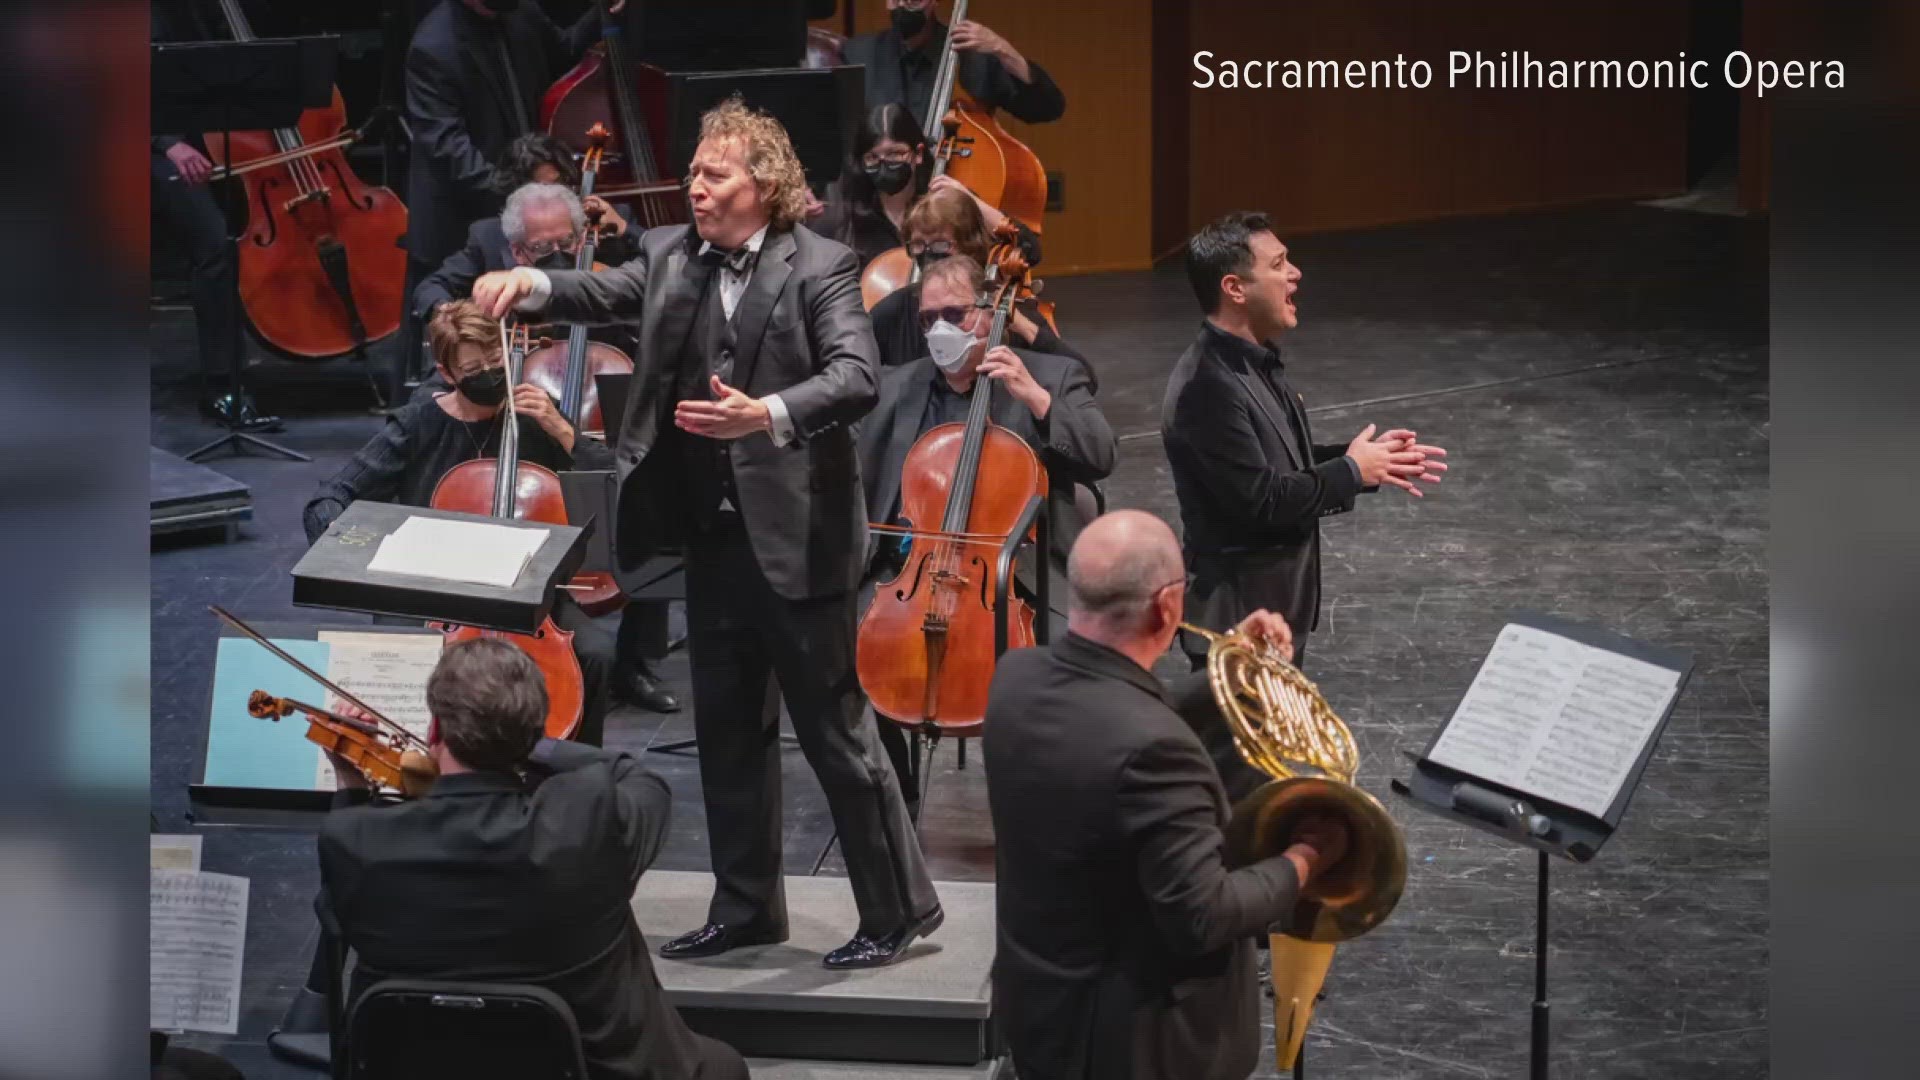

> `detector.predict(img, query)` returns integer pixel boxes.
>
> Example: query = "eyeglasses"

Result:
[906,241,955,261]
[862,151,915,168]
[917,299,990,333]
[516,234,579,259]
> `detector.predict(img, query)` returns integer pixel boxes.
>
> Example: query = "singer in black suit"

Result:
[475,97,940,971]
[984,510,1346,1080]
[1161,211,1448,672]
[319,638,746,1080]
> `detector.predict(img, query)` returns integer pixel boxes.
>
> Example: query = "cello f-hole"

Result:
[319,158,376,212]
[251,180,281,246]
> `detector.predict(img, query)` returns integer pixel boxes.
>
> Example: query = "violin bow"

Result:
[207,605,430,752]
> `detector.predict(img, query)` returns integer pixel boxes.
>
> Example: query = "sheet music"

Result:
[1427,623,1680,818]
[150,834,202,871]
[149,870,248,1035]
[367,515,547,588]
[313,631,441,790]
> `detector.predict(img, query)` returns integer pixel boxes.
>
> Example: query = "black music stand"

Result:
[665,66,865,184]
[153,38,337,464]
[1392,613,1693,1080]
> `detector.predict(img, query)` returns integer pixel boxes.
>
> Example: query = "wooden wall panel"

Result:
[1176,0,1690,240]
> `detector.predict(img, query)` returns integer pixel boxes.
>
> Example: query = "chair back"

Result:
[342,979,589,1080]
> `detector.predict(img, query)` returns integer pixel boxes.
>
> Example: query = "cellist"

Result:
[856,254,1115,814]
[844,0,1066,133]
[300,300,620,747]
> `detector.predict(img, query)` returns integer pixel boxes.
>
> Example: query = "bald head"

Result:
[1067,511,1185,638]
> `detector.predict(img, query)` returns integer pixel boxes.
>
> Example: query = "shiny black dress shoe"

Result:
[614,660,681,713]
[822,906,945,970]
[658,922,786,959]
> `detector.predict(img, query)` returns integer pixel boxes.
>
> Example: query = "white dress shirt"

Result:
[516,221,796,446]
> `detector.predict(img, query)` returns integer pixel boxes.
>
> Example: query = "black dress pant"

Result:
[549,594,617,748]
[1185,632,1309,802]
[685,521,937,934]
[150,150,238,383]
[615,599,671,664]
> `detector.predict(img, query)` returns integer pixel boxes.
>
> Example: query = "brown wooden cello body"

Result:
[938,86,1049,237]
[856,231,1046,737]
[540,2,688,230]
[204,0,407,359]
[429,327,585,742]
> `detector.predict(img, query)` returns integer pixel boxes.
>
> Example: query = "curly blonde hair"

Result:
[696,95,810,231]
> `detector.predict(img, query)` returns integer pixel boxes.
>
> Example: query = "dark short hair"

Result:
[494,133,580,193]
[426,638,548,772]
[1185,210,1273,314]
[919,253,985,301]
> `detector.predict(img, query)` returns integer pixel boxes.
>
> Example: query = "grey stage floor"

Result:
[150,200,1767,1078]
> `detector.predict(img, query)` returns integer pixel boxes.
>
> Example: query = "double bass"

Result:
[522,125,633,618]
[428,324,585,741]
[541,1,688,229]
[202,0,408,359]
[860,0,1050,311]
[855,232,1047,737]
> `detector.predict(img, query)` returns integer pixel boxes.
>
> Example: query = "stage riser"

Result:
[692,1010,993,1067]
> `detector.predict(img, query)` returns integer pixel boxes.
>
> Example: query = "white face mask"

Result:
[925,318,977,375]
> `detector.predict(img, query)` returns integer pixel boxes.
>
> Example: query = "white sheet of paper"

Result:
[149,869,248,1035]
[312,632,443,790]
[366,515,547,589]
[1427,623,1680,818]
[150,835,202,871]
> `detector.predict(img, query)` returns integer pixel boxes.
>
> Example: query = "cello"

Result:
[855,232,1047,737]
[428,323,586,741]
[859,0,1048,310]
[522,125,633,618]
[541,0,688,229]
[202,0,409,360]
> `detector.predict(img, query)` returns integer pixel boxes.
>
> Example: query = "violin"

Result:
[209,605,437,797]
[541,1,688,230]
[522,126,633,618]
[202,0,408,360]
[250,692,438,797]
[429,324,586,741]
[854,227,1047,737]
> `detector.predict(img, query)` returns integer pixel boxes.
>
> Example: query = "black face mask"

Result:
[865,161,914,196]
[891,6,928,38]
[456,366,509,408]
[533,250,575,271]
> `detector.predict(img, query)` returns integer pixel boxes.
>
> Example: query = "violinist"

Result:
[318,637,748,1080]
[844,0,1065,133]
[869,188,1091,385]
[857,254,1115,811]
[807,103,931,269]
[301,299,620,747]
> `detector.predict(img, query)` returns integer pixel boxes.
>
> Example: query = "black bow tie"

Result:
[701,244,758,275]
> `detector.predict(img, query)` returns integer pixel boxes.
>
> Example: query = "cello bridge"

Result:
[283,187,334,212]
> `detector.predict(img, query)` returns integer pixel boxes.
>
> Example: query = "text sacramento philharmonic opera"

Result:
[1192,50,1844,96]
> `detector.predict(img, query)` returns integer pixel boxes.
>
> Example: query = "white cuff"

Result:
[516,268,552,312]
[764,393,795,446]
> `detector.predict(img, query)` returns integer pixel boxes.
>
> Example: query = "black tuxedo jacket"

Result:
[984,634,1302,1080]
[319,742,707,1080]
[538,223,879,600]
[858,350,1114,594]
[1161,322,1365,638]
[402,1,595,267]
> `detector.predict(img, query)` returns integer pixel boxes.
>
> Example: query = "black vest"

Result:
[673,277,741,529]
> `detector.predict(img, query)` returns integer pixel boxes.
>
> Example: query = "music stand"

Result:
[1391,613,1693,1080]
[665,66,865,184]
[153,38,338,464]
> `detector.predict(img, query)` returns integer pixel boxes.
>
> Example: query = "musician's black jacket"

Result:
[403,0,598,267]
[320,741,710,1080]
[843,21,1066,134]
[1161,321,1366,639]
[983,634,1302,1080]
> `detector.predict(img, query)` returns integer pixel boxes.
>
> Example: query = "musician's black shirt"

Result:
[843,23,1066,133]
